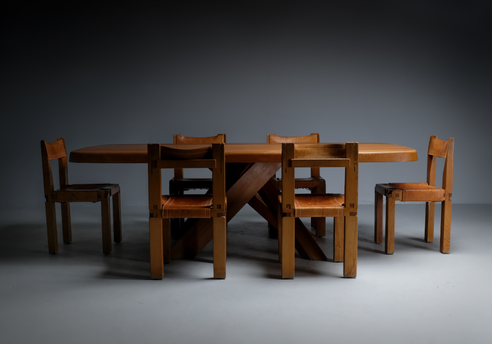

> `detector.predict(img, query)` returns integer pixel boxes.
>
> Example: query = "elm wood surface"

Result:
[279,143,359,278]
[374,136,454,254]
[42,138,121,255]
[267,133,326,236]
[148,143,226,279]
[169,134,227,234]
[170,134,226,190]
[70,143,417,264]
[70,143,418,164]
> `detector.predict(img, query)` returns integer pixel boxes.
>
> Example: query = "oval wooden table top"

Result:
[70,143,418,164]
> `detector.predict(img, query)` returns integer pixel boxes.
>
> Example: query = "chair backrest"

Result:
[281,142,359,215]
[427,135,454,196]
[41,138,69,199]
[173,134,227,179]
[267,133,321,178]
[148,143,226,215]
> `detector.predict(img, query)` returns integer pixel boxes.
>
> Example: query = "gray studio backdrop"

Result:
[2,2,491,211]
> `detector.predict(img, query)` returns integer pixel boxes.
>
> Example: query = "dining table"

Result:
[70,143,418,278]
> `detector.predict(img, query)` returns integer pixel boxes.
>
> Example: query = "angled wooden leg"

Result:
[61,202,72,244]
[374,188,383,244]
[424,201,435,243]
[45,201,58,254]
[343,215,358,278]
[150,216,164,279]
[163,219,171,264]
[101,193,112,254]
[213,215,227,279]
[281,216,295,279]
[333,216,344,262]
[385,194,396,255]
[113,191,122,243]
[172,162,280,259]
[440,199,452,254]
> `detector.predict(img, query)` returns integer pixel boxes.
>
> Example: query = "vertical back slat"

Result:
[267,133,320,178]
[148,144,163,215]
[428,135,448,158]
[344,142,359,213]
[57,138,69,188]
[173,134,226,179]
[212,143,226,215]
[281,143,296,215]
[442,137,454,195]
[41,140,55,198]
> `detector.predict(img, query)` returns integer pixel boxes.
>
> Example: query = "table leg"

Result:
[171,162,280,259]
[171,162,327,261]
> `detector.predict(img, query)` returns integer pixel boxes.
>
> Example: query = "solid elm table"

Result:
[70,143,418,278]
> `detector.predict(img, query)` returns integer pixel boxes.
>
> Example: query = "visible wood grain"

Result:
[69,141,419,270]
[213,215,227,279]
[440,199,452,253]
[333,216,344,262]
[70,143,418,164]
[248,194,277,227]
[279,142,357,278]
[374,188,383,244]
[385,193,396,255]
[424,201,435,243]
[149,217,164,279]
[270,134,327,235]
[374,136,454,255]
[281,216,295,279]
[41,138,121,255]
[343,215,358,278]
[171,162,280,259]
[149,143,227,279]
[294,218,327,261]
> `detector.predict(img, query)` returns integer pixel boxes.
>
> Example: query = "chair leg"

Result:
[374,188,383,243]
[163,219,171,264]
[113,191,122,243]
[424,201,435,243]
[385,194,396,255]
[440,200,452,254]
[314,217,326,237]
[312,185,326,237]
[101,193,112,254]
[60,202,72,244]
[277,205,282,262]
[213,215,227,279]
[170,187,184,238]
[45,201,58,254]
[343,215,358,278]
[281,215,295,279]
[333,216,344,262]
[150,217,164,279]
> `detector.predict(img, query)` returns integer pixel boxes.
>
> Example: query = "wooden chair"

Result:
[267,134,327,236]
[374,135,454,254]
[278,142,359,278]
[148,143,227,279]
[41,138,121,254]
[169,134,226,234]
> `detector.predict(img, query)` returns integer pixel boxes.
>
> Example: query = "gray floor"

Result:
[1,204,491,344]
